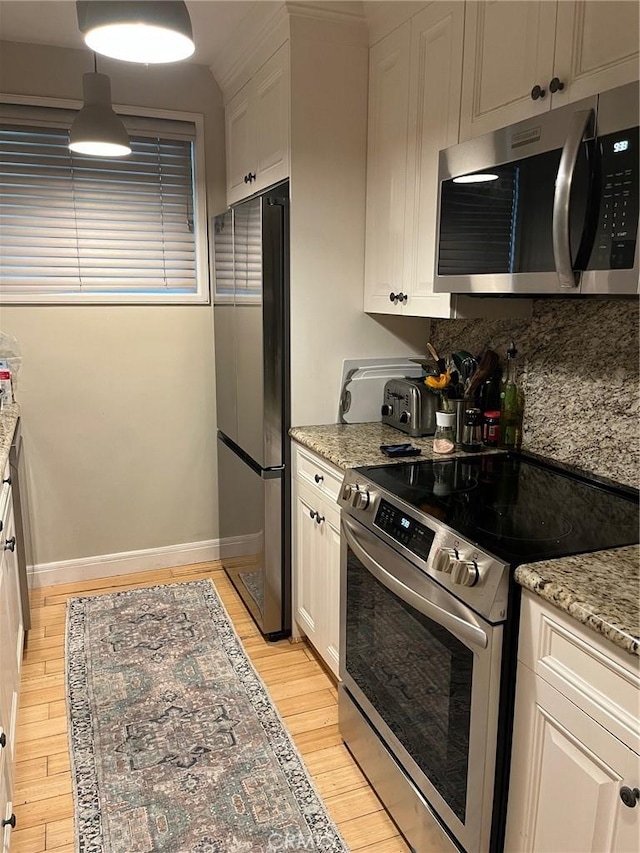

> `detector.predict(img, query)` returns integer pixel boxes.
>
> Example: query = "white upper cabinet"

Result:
[225,42,290,206]
[460,1,557,140]
[553,0,640,104]
[403,1,465,317]
[364,22,411,315]
[460,0,640,141]
[363,4,532,320]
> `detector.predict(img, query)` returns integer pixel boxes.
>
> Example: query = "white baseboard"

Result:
[28,534,261,589]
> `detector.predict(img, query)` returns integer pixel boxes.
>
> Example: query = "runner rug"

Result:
[65,580,348,853]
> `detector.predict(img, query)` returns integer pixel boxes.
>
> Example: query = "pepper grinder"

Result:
[461,407,483,452]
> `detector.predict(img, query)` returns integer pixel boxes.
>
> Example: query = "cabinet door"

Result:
[402,1,465,319]
[460,1,558,141]
[506,665,640,853]
[226,80,255,206]
[0,503,21,768]
[363,22,411,314]
[321,509,341,679]
[292,480,323,649]
[252,42,290,196]
[553,1,640,105]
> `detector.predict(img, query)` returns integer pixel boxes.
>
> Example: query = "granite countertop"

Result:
[0,402,19,476]
[289,422,496,470]
[516,546,640,656]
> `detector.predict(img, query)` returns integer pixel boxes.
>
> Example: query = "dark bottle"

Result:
[461,408,483,452]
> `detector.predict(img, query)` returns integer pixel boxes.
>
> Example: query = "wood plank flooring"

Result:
[11,562,411,853]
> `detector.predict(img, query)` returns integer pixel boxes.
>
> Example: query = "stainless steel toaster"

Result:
[381,377,438,437]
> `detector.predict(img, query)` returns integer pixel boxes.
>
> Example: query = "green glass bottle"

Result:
[499,341,524,450]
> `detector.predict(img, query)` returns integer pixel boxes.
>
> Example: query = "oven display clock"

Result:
[613,139,629,153]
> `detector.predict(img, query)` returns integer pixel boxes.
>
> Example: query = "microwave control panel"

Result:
[592,127,639,269]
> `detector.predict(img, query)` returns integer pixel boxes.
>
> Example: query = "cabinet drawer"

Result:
[292,444,343,505]
[520,591,640,753]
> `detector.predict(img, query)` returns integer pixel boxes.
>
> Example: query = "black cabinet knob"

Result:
[244,174,250,184]
[314,473,323,484]
[1,814,16,829]
[530,84,546,101]
[549,77,565,93]
[389,291,397,303]
[620,786,640,808]
[397,292,407,303]
[3,536,15,552]
[314,514,325,525]
[0,732,6,748]
[248,172,256,182]
[309,509,317,520]
[2,476,10,486]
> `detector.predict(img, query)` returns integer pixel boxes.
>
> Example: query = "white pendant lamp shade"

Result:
[77,1,195,64]
[69,72,131,157]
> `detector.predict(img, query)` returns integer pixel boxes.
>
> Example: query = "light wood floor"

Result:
[11,562,411,853]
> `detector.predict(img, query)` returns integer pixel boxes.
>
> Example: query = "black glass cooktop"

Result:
[357,453,639,565]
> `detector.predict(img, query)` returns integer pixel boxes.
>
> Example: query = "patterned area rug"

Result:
[65,580,348,853]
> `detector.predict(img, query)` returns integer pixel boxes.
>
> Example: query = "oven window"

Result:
[345,549,472,823]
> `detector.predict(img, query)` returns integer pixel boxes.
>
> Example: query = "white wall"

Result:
[0,41,226,565]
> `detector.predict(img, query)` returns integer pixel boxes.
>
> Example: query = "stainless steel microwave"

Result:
[434,82,639,296]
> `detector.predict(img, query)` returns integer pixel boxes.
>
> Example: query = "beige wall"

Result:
[0,41,226,564]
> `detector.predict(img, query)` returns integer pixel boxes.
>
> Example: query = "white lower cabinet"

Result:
[292,444,342,677]
[506,591,640,852]
[0,464,24,850]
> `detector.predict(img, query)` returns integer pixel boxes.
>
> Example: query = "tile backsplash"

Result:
[429,298,639,488]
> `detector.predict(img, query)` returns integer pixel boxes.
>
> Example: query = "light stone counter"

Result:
[289,422,495,470]
[0,402,19,477]
[516,546,640,656]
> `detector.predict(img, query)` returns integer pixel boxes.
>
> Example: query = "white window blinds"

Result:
[0,105,205,302]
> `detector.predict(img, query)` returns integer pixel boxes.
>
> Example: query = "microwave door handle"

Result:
[342,518,488,650]
[553,108,595,289]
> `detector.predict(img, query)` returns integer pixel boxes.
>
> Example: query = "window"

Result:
[0,101,209,303]
[213,197,262,304]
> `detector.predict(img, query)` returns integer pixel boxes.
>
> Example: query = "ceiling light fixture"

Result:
[76,1,195,64]
[69,71,131,157]
[453,173,500,184]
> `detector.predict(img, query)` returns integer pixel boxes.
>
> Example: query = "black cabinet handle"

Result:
[397,292,408,303]
[314,473,324,484]
[1,814,16,829]
[530,84,546,101]
[0,732,6,748]
[314,514,325,525]
[309,509,317,520]
[248,172,256,182]
[549,77,565,93]
[244,174,251,184]
[620,786,640,808]
[2,476,10,485]
[4,536,15,552]
[389,292,398,303]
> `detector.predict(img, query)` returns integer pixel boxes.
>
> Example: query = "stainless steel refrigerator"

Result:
[213,181,290,639]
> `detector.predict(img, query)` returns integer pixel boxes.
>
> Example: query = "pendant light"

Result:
[76,1,195,64]
[69,64,131,158]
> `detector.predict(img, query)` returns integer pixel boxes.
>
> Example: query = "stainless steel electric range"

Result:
[337,453,639,853]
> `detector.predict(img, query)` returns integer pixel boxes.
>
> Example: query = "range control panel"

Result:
[374,499,435,561]
[592,127,639,269]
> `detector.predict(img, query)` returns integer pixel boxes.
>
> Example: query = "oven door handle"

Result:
[553,108,594,289]
[342,517,488,650]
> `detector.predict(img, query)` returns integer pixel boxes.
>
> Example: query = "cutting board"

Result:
[338,358,424,424]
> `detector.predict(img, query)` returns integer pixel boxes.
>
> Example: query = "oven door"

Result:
[340,514,503,853]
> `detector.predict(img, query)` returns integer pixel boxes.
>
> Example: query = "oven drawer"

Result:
[292,443,343,504]
[518,591,640,753]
